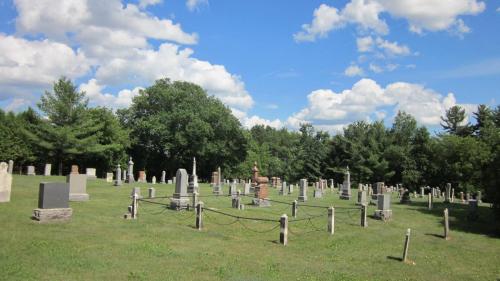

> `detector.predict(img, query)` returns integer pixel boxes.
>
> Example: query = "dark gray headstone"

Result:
[38,182,69,209]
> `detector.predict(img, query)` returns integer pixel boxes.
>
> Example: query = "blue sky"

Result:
[0,0,499,132]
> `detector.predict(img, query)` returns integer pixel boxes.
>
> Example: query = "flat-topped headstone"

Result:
[27,165,35,176]
[243,183,250,195]
[340,166,351,200]
[167,179,173,184]
[44,164,51,176]
[374,193,392,221]
[106,172,113,183]
[32,182,72,223]
[161,171,166,184]
[7,160,13,174]
[114,164,122,186]
[170,169,189,210]
[148,187,156,198]
[288,184,294,194]
[313,189,322,198]
[131,187,141,198]
[70,165,79,174]
[86,168,97,179]
[357,190,367,205]
[298,179,308,202]
[152,176,156,185]
[0,162,13,202]
[67,174,89,201]
[138,171,146,183]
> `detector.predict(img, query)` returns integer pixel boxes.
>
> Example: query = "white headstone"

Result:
[0,162,12,202]
[27,165,35,176]
[44,164,51,176]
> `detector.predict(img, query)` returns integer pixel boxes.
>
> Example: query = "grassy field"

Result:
[1,175,499,281]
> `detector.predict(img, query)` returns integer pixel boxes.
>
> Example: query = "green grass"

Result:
[1,175,499,281]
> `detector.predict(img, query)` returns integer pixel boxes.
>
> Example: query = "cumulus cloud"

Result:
[287,79,471,132]
[294,0,485,42]
[344,64,365,77]
[4,98,32,112]
[139,0,162,9]
[231,108,283,129]
[186,0,208,11]
[357,36,374,52]
[78,79,143,108]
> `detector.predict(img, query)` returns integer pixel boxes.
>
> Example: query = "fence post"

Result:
[361,204,367,227]
[192,192,199,212]
[444,208,450,240]
[280,214,288,246]
[292,200,298,218]
[402,228,411,263]
[196,202,204,230]
[132,193,138,219]
[328,206,335,235]
[428,193,433,210]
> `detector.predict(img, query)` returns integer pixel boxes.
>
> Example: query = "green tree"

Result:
[441,105,473,136]
[473,104,494,137]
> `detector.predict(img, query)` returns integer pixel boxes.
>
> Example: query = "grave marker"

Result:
[67,174,89,201]
[0,162,12,202]
[32,182,72,223]
[170,169,189,210]
[44,164,51,176]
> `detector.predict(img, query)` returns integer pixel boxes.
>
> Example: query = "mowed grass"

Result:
[1,175,499,281]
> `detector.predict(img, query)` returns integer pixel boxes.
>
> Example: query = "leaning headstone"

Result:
[340,166,351,200]
[32,182,72,223]
[114,164,122,186]
[161,170,166,184]
[106,173,113,183]
[152,176,156,185]
[67,174,89,201]
[170,169,189,210]
[86,168,97,180]
[374,194,392,221]
[44,164,52,176]
[27,165,36,176]
[7,160,13,174]
[298,179,308,202]
[0,162,13,202]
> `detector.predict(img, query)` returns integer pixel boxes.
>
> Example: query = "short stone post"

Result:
[292,200,298,218]
[148,187,156,198]
[132,193,138,219]
[428,193,433,210]
[196,202,203,230]
[192,192,199,211]
[361,204,367,227]
[444,208,450,240]
[328,206,335,235]
[402,228,411,263]
[280,214,288,246]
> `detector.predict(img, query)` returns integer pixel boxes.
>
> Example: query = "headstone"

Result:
[131,187,141,198]
[27,165,36,176]
[7,160,13,174]
[451,188,455,203]
[70,165,79,174]
[138,171,146,183]
[313,189,322,198]
[44,164,51,176]
[340,166,351,200]
[357,190,367,205]
[229,181,237,197]
[329,179,334,189]
[376,182,385,195]
[192,157,199,190]
[460,192,465,203]
[127,157,135,183]
[122,169,127,182]
[67,174,89,201]
[420,187,424,198]
[253,176,271,207]
[477,191,482,203]
[288,184,294,194]
[374,193,392,221]
[152,176,156,185]
[148,187,156,198]
[173,176,176,185]
[170,169,189,210]
[32,182,72,223]
[400,189,411,204]
[168,180,173,184]
[243,183,250,195]
[280,181,287,195]
[86,168,97,179]
[161,170,166,184]
[106,172,113,183]
[445,183,451,203]
[114,164,122,186]
[213,167,223,195]
[298,179,308,202]
[0,162,13,202]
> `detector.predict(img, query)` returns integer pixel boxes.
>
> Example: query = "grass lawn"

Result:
[1,175,499,281]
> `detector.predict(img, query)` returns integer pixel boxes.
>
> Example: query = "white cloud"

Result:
[344,64,365,77]
[186,0,208,11]
[294,0,485,41]
[369,63,383,73]
[78,79,143,108]
[497,7,500,12]
[231,108,283,129]
[287,79,472,132]
[357,36,374,52]
[139,0,162,9]
[375,37,410,56]
[4,98,32,112]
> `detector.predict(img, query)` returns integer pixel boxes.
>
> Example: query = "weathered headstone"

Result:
[374,193,392,221]
[152,176,156,185]
[357,190,367,205]
[32,182,72,223]
[340,166,351,200]
[122,169,127,182]
[27,165,36,176]
[127,157,135,183]
[106,172,113,183]
[86,168,97,180]
[67,174,89,201]
[445,183,451,203]
[400,189,411,204]
[44,164,52,176]
[7,160,13,174]
[0,162,13,202]
[460,191,465,203]
[288,184,294,194]
[138,171,146,183]
[70,165,79,174]
[477,191,482,203]
[131,187,141,198]
[253,176,270,207]
[313,188,322,198]
[170,169,189,210]
[298,179,308,202]
[229,181,237,197]
[168,179,173,184]
[148,187,156,198]
[114,164,122,186]
[243,183,250,195]
[280,181,287,195]
[213,167,223,195]
[161,170,166,184]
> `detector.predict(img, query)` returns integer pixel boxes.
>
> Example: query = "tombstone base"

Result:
[374,209,392,221]
[212,187,223,195]
[114,180,122,186]
[69,193,89,201]
[339,194,351,200]
[0,191,11,203]
[298,195,307,202]
[170,198,189,210]
[32,208,73,223]
[252,198,271,207]
[313,190,323,198]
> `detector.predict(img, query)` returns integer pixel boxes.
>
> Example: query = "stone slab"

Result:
[32,208,72,223]
[38,182,69,209]
[67,174,89,201]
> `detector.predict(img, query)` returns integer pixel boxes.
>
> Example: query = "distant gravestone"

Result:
[152,176,156,185]
[420,187,424,198]
[0,162,13,202]
[170,169,189,210]
[114,164,122,186]
[106,173,113,183]
[400,190,411,204]
[213,167,222,195]
[243,183,250,195]
[357,190,367,205]
[280,182,287,195]
[131,187,141,198]
[313,189,322,198]
[122,169,127,182]
[27,166,36,176]
[7,160,13,174]
[167,179,173,184]
[477,191,482,203]
[340,166,351,200]
[148,187,156,198]
[32,182,72,223]
[298,179,308,202]
[445,183,451,203]
[67,174,89,201]
[127,157,135,183]
[44,164,51,176]
[161,171,166,184]
[70,165,79,174]
[86,168,97,180]
[229,181,237,197]
[138,171,146,183]
[374,194,392,221]
[253,176,271,207]
[288,184,294,194]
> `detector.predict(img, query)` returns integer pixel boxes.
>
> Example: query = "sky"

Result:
[0,0,499,133]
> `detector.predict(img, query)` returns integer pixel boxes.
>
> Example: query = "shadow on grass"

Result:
[425,233,444,239]
[386,256,402,262]
[407,199,499,238]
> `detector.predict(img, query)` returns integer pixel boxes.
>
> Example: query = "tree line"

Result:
[1,77,499,223]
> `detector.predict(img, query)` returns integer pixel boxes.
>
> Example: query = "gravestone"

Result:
[313,189,322,198]
[229,181,237,197]
[445,183,451,203]
[340,166,351,200]
[280,181,287,195]
[298,179,308,202]
[138,171,146,183]
[44,164,51,176]
[243,183,250,195]
[329,179,334,189]
[173,176,176,185]
[27,166,36,176]
[168,180,173,184]
[161,171,166,184]
[67,174,89,201]
[357,190,367,205]
[114,164,122,186]
[374,193,392,221]
[477,191,482,203]
[86,168,97,180]
[8,160,13,174]
[451,188,455,203]
[32,182,72,223]
[192,157,199,190]
[420,187,424,198]
[106,173,113,183]
[127,157,135,183]
[122,169,127,182]
[213,167,223,195]
[170,169,189,210]
[375,182,385,195]
[152,176,156,185]
[70,165,79,174]
[400,190,411,204]
[253,176,271,207]
[131,187,141,198]
[288,184,294,194]
[0,162,13,202]
[460,192,465,203]
[148,187,156,198]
